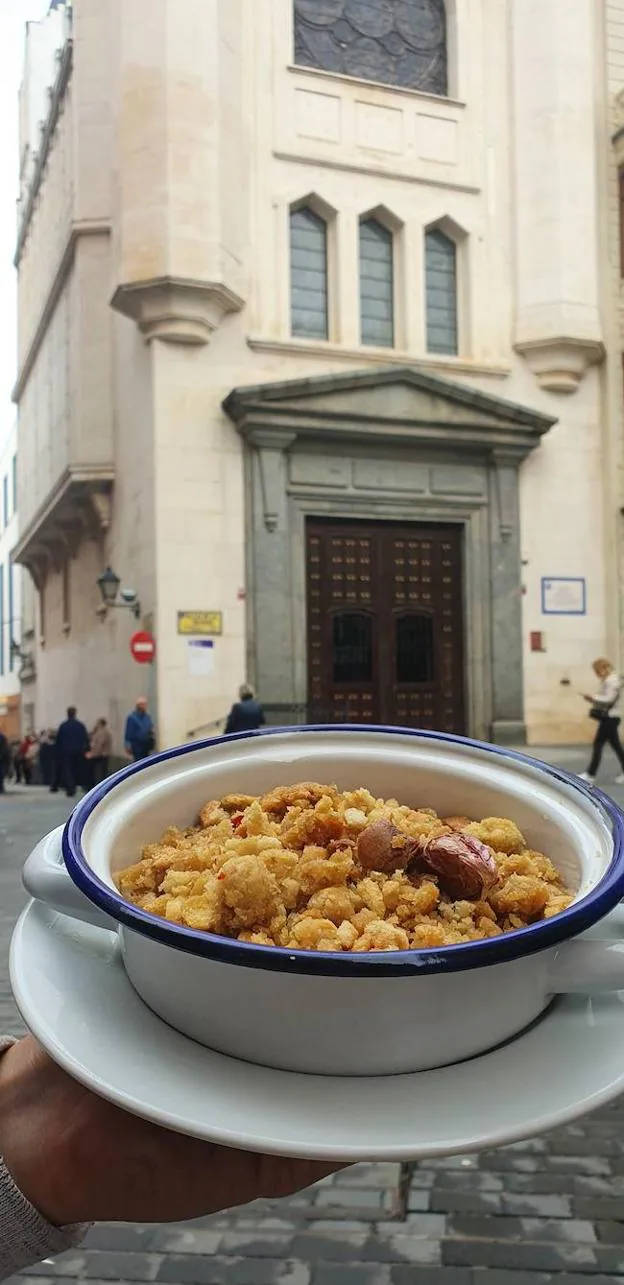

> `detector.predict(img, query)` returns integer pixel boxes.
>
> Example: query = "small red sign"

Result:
[130,631,156,664]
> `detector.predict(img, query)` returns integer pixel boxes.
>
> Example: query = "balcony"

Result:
[12,465,113,589]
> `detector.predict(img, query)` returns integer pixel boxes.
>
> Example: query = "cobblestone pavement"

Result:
[3,749,624,1285]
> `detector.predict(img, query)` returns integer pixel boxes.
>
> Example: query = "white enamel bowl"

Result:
[22,726,624,1077]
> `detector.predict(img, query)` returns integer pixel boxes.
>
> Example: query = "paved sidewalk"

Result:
[2,754,624,1285]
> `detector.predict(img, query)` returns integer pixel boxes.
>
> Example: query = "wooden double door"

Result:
[306,519,466,733]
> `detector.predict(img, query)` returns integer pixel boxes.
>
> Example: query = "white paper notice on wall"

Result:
[187,639,215,676]
[541,577,587,616]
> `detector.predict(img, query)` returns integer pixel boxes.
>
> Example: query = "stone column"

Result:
[489,454,525,744]
[111,0,245,343]
[511,0,604,392]
[247,430,297,721]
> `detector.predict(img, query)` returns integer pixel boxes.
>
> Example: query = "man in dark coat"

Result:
[224,685,266,735]
[52,707,89,798]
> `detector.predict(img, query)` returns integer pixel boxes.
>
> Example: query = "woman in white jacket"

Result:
[580,658,624,785]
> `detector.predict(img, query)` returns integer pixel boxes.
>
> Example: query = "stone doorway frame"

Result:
[223,366,556,744]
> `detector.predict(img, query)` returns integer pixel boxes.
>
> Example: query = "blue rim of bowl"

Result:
[62,725,624,978]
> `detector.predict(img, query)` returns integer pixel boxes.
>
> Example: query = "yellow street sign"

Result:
[177,611,223,636]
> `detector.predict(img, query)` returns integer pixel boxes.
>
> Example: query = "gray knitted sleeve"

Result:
[0,1037,88,1281]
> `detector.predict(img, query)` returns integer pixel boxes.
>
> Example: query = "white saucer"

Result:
[10,899,624,1162]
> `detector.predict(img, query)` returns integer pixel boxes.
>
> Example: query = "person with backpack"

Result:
[580,658,624,785]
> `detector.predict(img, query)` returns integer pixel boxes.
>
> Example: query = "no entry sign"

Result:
[130,631,156,664]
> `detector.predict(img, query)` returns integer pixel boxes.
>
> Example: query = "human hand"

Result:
[0,1037,339,1227]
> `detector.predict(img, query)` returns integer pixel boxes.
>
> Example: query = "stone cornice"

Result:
[111,277,244,346]
[15,35,73,267]
[224,364,556,461]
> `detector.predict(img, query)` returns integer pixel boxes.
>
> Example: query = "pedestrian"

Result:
[37,730,55,788]
[15,735,37,786]
[224,684,266,734]
[580,657,624,785]
[85,718,112,787]
[52,707,89,798]
[124,697,155,762]
[0,731,9,794]
[7,740,19,784]
[0,1034,334,1280]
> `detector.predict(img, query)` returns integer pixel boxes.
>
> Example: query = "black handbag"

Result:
[589,689,620,721]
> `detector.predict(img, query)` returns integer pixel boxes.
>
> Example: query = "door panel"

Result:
[306,519,465,732]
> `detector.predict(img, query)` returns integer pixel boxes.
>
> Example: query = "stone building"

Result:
[12,0,623,749]
[0,425,24,741]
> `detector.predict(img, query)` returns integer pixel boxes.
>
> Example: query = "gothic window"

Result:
[293,0,447,98]
[359,218,394,347]
[425,227,458,355]
[290,206,329,339]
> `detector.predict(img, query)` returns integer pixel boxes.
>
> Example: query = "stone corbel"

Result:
[514,337,605,394]
[111,277,245,347]
[24,545,51,591]
[492,452,519,543]
[247,429,297,533]
[85,487,112,538]
[46,524,71,573]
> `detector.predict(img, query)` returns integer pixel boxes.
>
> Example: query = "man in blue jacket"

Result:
[124,697,155,761]
[52,707,89,797]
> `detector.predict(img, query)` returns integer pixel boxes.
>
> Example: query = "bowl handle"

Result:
[23,828,116,932]
[549,938,624,993]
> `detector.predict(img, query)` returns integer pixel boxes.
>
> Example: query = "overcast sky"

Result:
[0,0,49,446]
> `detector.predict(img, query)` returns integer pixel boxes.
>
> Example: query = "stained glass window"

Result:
[294,0,447,97]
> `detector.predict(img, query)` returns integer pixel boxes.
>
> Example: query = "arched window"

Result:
[290,206,329,340]
[359,218,394,348]
[425,228,458,355]
[293,0,448,97]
